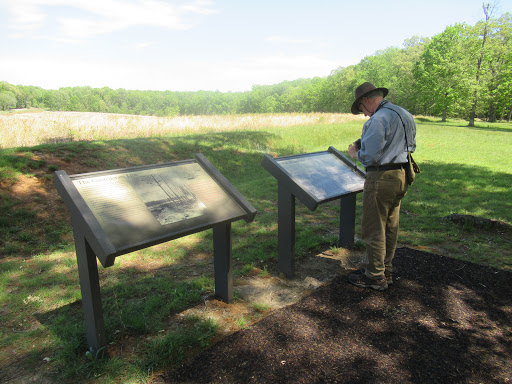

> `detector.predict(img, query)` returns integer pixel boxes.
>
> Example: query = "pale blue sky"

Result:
[1,0,510,92]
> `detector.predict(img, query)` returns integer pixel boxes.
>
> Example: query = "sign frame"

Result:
[261,146,365,278]
[55,153,257,355]
[261,146,365,211]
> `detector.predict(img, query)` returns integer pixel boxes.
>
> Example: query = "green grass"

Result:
[397,118,512,267]
[0,115,511,383]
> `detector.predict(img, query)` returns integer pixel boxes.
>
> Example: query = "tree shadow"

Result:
[404,161,512,219]
[414,117,512,133]
[1,130,322,379]
[465,125,512,133]
[164,248,512,383]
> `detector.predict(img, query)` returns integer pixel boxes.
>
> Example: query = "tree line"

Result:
[1,4,511,125]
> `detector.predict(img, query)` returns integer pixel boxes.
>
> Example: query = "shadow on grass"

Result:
[0,130,333,382]
[465,125,512,133]
[415,117,512,133]
[399,160,512,268]
[403,161,512,222]
[31,272,213,378]
[165,248,512,383]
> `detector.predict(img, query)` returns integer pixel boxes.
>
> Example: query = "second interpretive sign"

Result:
[261,146,366,211]
[275,151,364,200]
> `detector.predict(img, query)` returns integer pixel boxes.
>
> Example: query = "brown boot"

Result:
[348,272,388,291]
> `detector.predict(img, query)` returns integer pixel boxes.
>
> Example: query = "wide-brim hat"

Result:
[351,82,389,114]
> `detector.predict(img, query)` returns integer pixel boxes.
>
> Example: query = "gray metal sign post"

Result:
[55,154,256,355]
[262,146,365,278]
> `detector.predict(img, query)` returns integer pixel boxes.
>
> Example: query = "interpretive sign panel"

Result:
[261,146,365,278]
[55,154,257,355]
[261,146,365,211]
[277,152,363,199]
[70,160,247,251]
[55,154,257,267]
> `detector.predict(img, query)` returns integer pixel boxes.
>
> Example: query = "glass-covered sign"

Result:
[68,160,248,250]
[261,147,365,210]
[276,152,364,200]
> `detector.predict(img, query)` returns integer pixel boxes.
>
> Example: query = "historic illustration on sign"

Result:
[132,173,206,225]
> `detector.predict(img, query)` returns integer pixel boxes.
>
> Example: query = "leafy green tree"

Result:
[324,65,359,113]
[19,85,44,108]
[0,91,17,110]
[391,36,430,113]
[479,12,512,122]
[413,24,472,120]
[0,82,24,108]
[495,13,512,121]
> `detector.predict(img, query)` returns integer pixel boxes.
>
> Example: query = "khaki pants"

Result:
[361,168,408,279]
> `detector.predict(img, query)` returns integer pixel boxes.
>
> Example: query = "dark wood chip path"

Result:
[157,248,512,383]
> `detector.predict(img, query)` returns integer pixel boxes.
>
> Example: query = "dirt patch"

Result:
[2,152,96,213]
[444,213,512,233]
[179,247,366,337]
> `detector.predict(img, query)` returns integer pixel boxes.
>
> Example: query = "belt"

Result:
[366,163,406,172]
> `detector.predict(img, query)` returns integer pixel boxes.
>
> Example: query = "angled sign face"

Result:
[56,154,256,266]
[276,152,363,199]
[261,146,365,211]
[70,160,245,248]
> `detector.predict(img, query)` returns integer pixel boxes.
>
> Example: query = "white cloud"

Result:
[233,54,339,83]
[134,41,157,50]
[4,0,47,31]
[265,36,315,44]
[4,0,218,39]
[181,0,218,15]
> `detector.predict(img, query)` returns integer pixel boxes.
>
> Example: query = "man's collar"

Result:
[375,99,389,113]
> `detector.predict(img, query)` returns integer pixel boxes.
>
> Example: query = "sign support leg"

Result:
[278,183,295,278]
[338,193,357,249]
[213,222,233,303]
[73,227,107,356]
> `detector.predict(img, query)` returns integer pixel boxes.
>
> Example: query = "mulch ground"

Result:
[157,247,512,384]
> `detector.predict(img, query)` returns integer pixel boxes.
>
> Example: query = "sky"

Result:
[1,0,511,93]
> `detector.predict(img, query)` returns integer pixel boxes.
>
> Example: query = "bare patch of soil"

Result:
[0,152,100,255]
[179,247,366,338]
[444,213,512,233]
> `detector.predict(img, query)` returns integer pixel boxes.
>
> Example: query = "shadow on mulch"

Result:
[159,248,512,384]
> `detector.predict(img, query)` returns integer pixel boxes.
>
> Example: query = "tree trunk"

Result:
[488,102,496,122]
[469,93,477,127]
[468,3,493,127]
[442,93,448,122]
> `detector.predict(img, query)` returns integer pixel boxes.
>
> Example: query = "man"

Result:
[347,82,416,291]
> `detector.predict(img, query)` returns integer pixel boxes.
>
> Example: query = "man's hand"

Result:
[347,143,358,160]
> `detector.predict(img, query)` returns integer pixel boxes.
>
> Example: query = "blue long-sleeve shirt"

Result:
[357,100,416,168]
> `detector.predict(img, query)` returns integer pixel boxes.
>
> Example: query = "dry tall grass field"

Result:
[0,111,365,148]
